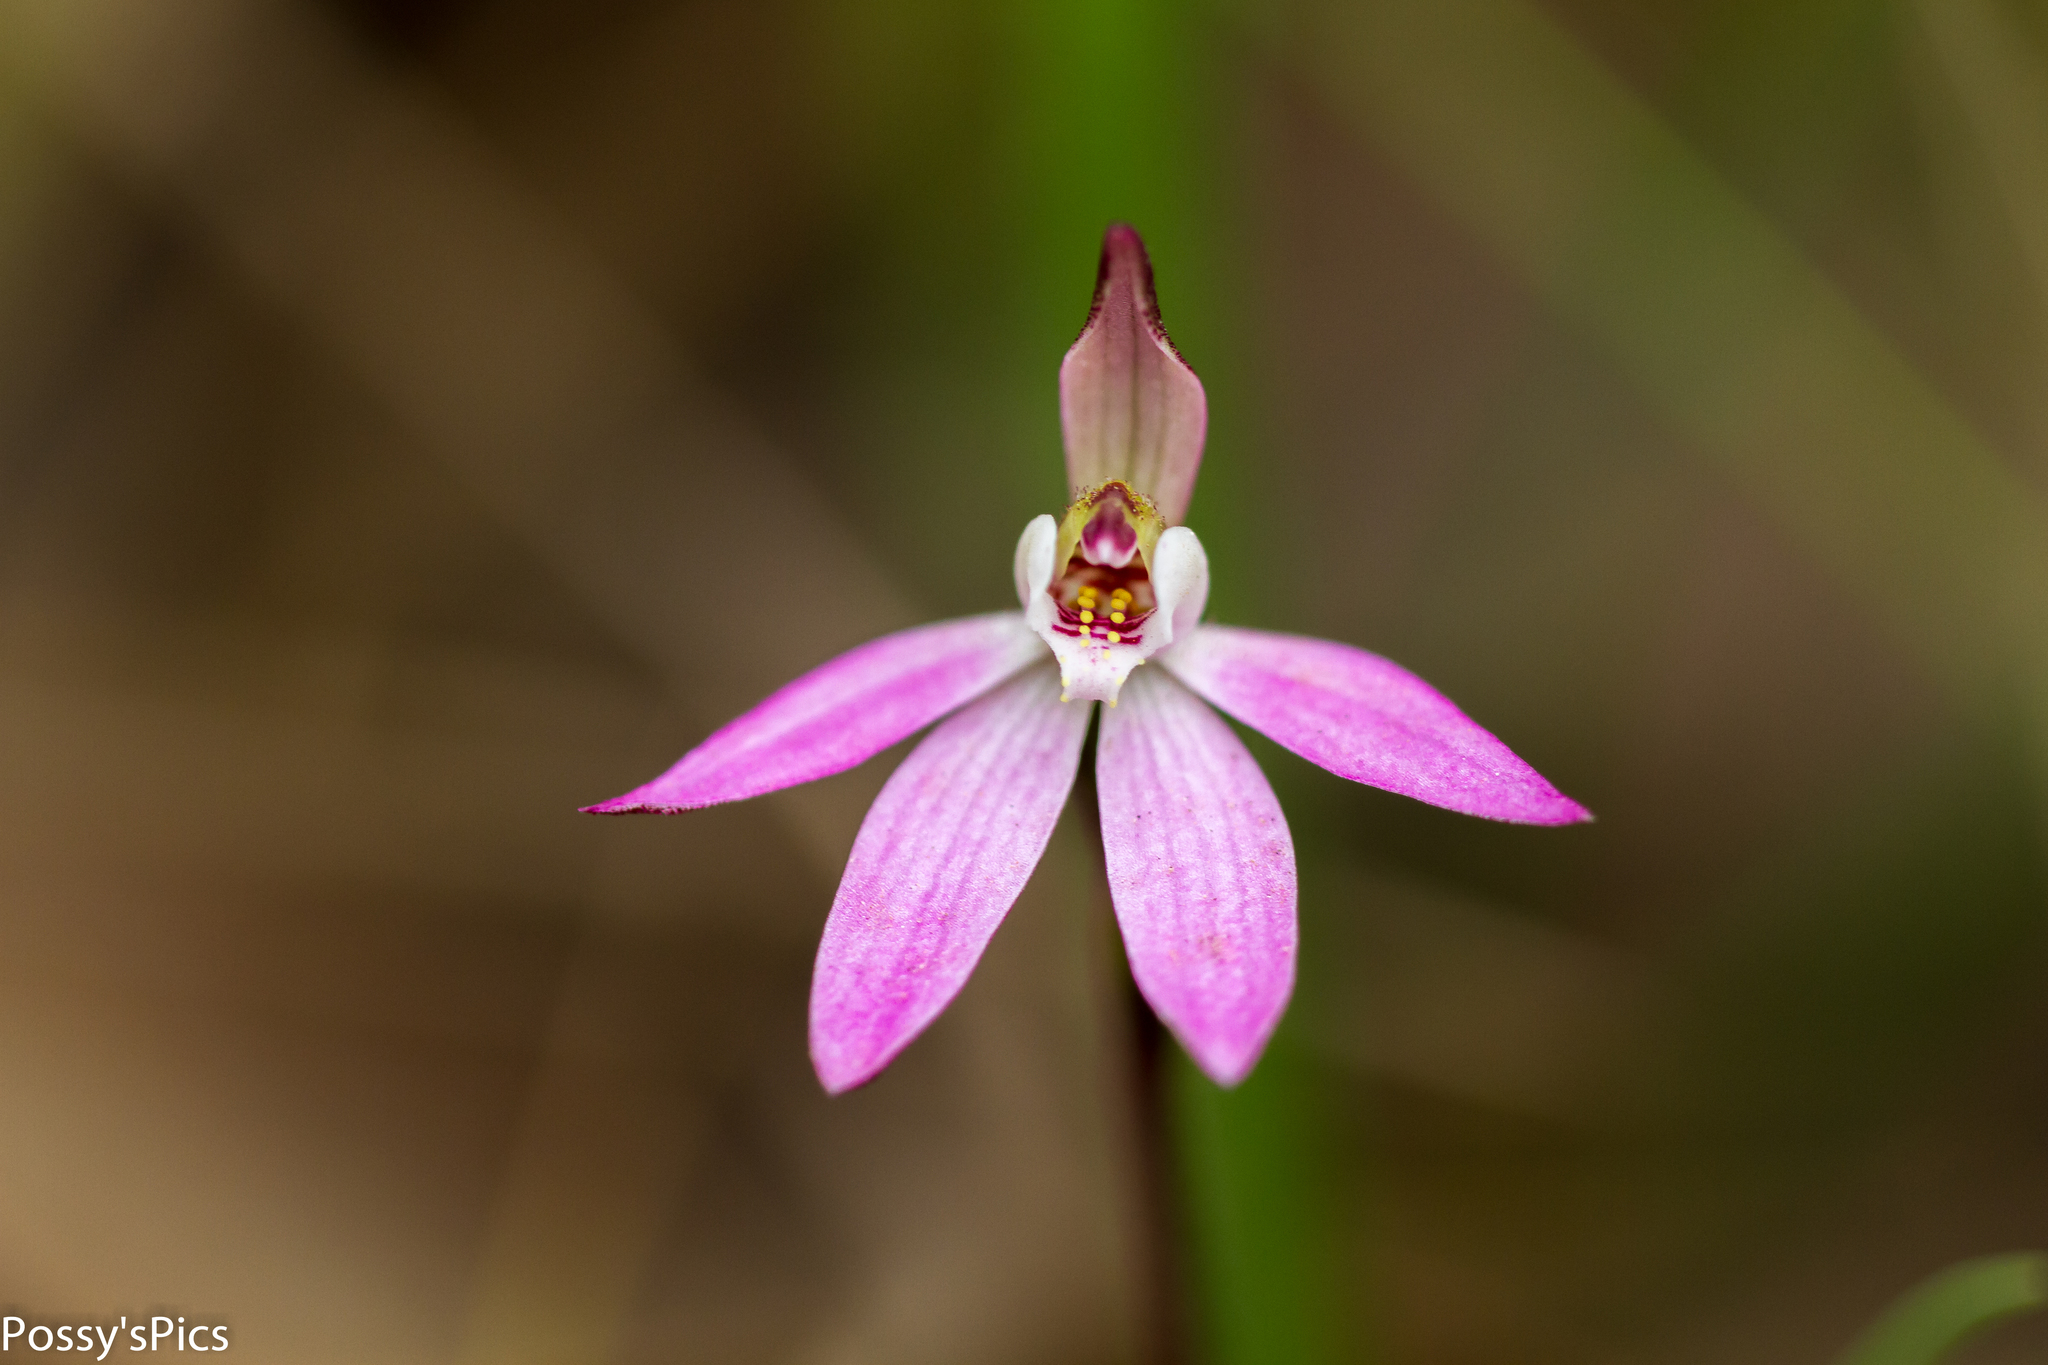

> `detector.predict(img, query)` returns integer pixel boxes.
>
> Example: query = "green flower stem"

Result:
[998,1,1346,1356]
[1837,1253,2048,1365]
[1171,1041,1357,1364]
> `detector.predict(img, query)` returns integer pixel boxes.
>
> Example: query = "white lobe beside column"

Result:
[1014,513,1057,610]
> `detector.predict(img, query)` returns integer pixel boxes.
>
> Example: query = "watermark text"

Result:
[2,1317,228,1356]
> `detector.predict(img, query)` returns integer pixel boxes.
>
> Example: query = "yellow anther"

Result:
[1079,609,1094,623]
[1107,630,1121,643]
[1109,611,1124,624]
[1110,587,1131,602]
[1079,624,1091,638]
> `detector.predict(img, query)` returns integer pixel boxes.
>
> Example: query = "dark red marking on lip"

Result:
[1049,619,1145,644]
[1048,548,1155,644]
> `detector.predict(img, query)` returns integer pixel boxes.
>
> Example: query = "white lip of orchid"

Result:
[1014,513,1209,704]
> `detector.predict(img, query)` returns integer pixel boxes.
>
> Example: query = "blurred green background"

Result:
[1,0,2046,1360]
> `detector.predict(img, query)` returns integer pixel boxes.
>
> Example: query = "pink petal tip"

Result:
[582,613,1043,814]
[1097,668,1296,1087]
[1164,625,1592,826]
[810,666,1091,1093]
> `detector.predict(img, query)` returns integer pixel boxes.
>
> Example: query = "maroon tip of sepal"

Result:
[1080,223,1193,367]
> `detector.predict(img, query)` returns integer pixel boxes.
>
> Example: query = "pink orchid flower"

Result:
[586,225,1590,1093]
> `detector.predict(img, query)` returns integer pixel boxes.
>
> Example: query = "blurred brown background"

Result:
[2,0,2047,1361]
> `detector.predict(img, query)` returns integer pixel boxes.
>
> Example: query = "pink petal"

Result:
[583,613,1044,813]
[1097,668,1296,1087]
[810,665,1091,1093]
[1060,225,1208,524]
[1163,625,1592,825]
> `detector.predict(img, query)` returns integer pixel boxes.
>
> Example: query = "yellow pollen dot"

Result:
[1079,624,1091,638]
[1111,588,1131,602]
[1079,609,1093,623]
[1107,630,1121,643]
[1109,611,1124,623]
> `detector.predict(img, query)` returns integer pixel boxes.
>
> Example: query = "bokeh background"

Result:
[3,0,2047,1360]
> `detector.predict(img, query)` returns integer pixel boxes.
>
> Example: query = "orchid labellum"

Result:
[586,225,1590,1092]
